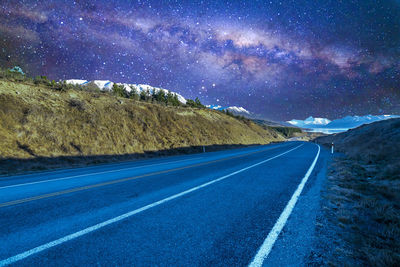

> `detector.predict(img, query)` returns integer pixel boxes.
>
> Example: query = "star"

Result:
[0,0,398,120]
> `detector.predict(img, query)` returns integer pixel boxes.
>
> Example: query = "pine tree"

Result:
[166,90,174,106]
[186,99,196,107]
[140,90,147,101]
[156,90,166,103]
[151,88,157,101]
[129,87,139,100]
[112,83,127,98]
[195,97,203,108]
[146,89,152,101]
[172,94,180,106]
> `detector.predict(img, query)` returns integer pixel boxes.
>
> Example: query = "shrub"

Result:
[68,99,85,111]
[34,75,50,85]
[83,83,101,92]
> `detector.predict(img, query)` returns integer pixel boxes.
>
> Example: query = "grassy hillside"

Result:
[316,118,400,177]
[0,80,284,162]
[313,118,400,265]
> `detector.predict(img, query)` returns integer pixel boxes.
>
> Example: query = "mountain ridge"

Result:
[287,114,399,131]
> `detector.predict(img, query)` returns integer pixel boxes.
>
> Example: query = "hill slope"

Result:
[0,80,284,160]
[312,118,400,265]
[315,118,400,168]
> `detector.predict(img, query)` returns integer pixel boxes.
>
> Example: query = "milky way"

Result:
[1,0,399,120]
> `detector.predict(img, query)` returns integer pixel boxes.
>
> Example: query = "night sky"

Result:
[1,0,399,121]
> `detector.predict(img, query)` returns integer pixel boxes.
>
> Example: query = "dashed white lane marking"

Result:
[0,145,303,266]
[248,144,320,267]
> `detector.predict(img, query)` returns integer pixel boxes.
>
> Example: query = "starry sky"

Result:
[1,0,399,121]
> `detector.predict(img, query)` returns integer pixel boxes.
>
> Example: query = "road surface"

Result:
[0,141,324,266]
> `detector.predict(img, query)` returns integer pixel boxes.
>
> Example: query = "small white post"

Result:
[203,145,205,153]
[331,142,334,154]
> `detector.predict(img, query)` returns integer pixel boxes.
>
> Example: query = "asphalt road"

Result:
[0,141,323,266]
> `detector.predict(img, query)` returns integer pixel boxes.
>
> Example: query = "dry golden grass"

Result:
[0,80,284,161]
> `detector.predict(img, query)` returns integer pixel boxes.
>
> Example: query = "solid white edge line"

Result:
[0,144,304,266]
[0,157,204,190]
[248,144,321,267]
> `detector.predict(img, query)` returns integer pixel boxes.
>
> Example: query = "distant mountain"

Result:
[287,116,331,128]
[205,105,251,116]
[325,115,400,129]
[287,114,400,133]
[65,79,187,104]
[226,106,250,115]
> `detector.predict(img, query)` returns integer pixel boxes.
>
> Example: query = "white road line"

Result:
[0,157,202,190]
[0,144,303,266]
[248,144,320,267]
[0,143,292,190]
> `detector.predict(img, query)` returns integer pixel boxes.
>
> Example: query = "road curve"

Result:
[0,141,323,266]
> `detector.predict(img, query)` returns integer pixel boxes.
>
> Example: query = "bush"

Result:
[82,83,100,92]
[34,75,50,85]
[68,99,85,111]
